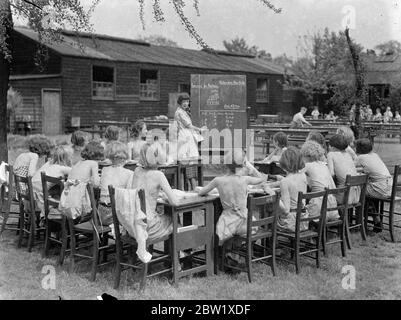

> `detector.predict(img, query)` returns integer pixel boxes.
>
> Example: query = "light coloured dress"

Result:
[327,151,360,204]
[127,139,147,161]
[130,167,173,241]
[304,161,339,221]
[212,175,254,243]
[31,161,71,217]
[174,106,199,160]
[355,153,393,199]
[277,172,309,232]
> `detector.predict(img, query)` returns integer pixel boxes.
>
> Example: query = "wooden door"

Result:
[42,89,61,135]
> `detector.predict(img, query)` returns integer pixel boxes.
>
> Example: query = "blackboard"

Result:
[190,74,248,149]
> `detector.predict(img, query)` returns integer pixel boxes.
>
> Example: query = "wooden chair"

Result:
[321,186,350,257]
[221,193,280,282]
[14,174,45,252]
[66,184,115,281]
[344,174,368,249]
[0,164,20,235]
[276,190,328,274]
[365,165,401,242]
[41,172,68,263]
[108,185,172,290]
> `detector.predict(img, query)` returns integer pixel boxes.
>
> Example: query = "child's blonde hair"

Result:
[336,126,355,145]
[105,141,129,165]
[279,146,305,173]
[301,140,325,162]
[104,125,120,142]
[51,145,72,167]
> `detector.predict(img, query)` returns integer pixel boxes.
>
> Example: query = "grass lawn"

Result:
[1,134,401,300]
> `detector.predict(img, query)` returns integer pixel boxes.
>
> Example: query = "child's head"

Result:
[81,141,104,161]
[300,107,307,114]
[28,135,53,157]
[329,134,348,151]
[336,126,355,146]
[71,130,87,148]
[279,146,304,174]
[306,131,326,149]
[138,143,159,170]
[131,120,147,139]
[51,145,72,167]
[224,148,246,174]
[396,111,400,115]
[105,141,129,165]
[355,138,373,155]
[273,132,288,149]
[300,140,325,163]
[104,126,120,142]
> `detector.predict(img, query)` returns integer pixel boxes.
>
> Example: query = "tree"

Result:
[223,37,272,60]
[1,0,281,162]
[279,28,367,115]
[139,35,180,47]
[374,40,401,56]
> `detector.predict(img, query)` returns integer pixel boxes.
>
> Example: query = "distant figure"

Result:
[325,110,337,121]
[311,106,320,120]
[394,110,401,122]
[128,120,147,161]
[289,107,312,128]
[372,108,383,122]
[360,106,367,121]
[366,105,373,120]
[383,107,393,123]
[349,104,356,122]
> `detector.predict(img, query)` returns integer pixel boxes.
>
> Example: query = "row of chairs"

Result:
[0,164,172,290]
[220,169,401,281]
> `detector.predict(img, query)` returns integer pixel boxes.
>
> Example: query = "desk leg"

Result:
[206,202,214,277]
[168,207,179,285]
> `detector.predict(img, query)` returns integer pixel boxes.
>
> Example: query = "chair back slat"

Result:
[108,185,146,246]
[392,165,401,195]
[345,174,368,207]
[13,174,36,213]
[86,184,99,225]
[41,172,64,217]
[295,190,327,235]
[247,194,280,235]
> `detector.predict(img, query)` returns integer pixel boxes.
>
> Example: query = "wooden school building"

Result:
[9,27,288,135]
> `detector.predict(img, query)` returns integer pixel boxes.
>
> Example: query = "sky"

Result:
[45,0,401,58]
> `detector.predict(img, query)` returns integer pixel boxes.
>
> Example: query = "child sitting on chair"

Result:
[101,126,120,150]
[32,145,72,218]
[300,140,339,221]
[69,130,87,165]
[98,141,134,226]
[355,138,392,199]
[263,131,287,163]
[14,135,53,179]
[128,120,147,161]
[327,134,360,205]
[336,126,357,161]
[198,149,272,245]
[274,147,309,232]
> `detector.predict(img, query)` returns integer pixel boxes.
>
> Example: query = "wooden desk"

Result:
[160,195,219,284]
[253,161,286,176]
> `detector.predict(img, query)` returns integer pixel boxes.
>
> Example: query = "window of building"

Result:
[92,66,114,99]
[256,78,269,103]
[140,69,159,100]
[178,83,191,94]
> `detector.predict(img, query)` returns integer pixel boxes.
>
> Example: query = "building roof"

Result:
[14,27,284,75]
[365,53,401,84]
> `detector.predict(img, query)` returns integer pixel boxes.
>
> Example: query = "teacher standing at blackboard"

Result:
[174,93,204,189]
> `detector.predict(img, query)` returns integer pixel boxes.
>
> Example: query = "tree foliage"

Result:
[223,37,272,60]
[273,28,367,112]
[139,34,180,47]
[374,40,401,56]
